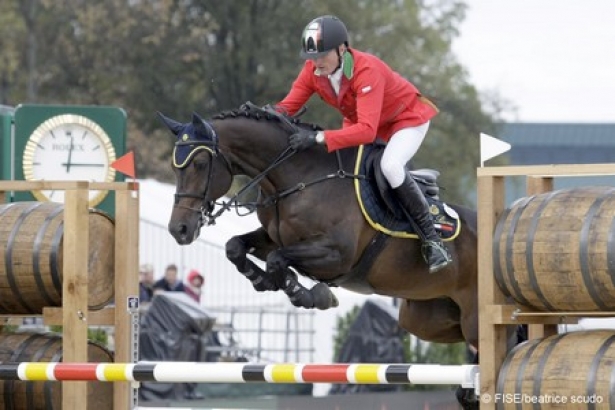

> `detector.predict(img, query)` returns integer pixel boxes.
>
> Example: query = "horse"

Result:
[161,103,480,349]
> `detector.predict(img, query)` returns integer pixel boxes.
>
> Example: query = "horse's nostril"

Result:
[169,223,188,238]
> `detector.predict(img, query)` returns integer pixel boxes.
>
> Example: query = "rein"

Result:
[206,146,297,224]
[173,115,367,227]
[210,149,367,228]
[256,150,367,208]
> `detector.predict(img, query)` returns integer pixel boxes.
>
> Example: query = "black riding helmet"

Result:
[300,15,349,60]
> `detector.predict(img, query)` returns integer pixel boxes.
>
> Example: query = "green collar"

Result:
[342,50,354,79]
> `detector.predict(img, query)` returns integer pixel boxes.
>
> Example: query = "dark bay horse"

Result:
[160,105,479,349]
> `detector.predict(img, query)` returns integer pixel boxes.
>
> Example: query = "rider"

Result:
[274,15,452,274]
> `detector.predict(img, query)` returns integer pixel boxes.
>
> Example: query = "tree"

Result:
[0,1,27,104]
[332,304,361,361]
[2,0,511,201]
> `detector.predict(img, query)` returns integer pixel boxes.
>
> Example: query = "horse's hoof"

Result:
[456,386,480,410]
[287,288,315,309]
[311,283,338,310]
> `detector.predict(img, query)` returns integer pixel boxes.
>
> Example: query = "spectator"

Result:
[153,264,185,293]
[184,269,205,303]
[139,264,155,303]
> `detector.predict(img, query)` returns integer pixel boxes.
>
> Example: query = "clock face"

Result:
[22,114,117,206]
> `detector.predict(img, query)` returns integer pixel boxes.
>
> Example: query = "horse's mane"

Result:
[212,104,322,132]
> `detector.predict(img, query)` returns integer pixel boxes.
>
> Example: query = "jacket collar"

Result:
[341,49,354,80]
[337,50,354,102]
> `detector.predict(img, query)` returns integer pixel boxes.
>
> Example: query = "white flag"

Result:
[480,133,511,166]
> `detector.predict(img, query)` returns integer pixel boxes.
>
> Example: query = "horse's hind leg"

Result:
[399,298,479,410]
[225,228,280,292]
[398,298,465,343]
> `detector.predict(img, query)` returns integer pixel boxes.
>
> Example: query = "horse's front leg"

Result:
[267,241,340,310]
[225,227,280,292]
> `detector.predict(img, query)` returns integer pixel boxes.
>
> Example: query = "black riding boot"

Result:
[393,175,452,274]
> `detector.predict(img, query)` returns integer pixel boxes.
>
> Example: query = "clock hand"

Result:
[65,136,75,173]
[60,163,104,167]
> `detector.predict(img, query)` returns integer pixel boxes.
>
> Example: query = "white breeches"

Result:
[380,121,430,188]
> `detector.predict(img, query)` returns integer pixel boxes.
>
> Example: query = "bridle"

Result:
[173,133,298,227]
[171,112,304,228]
[172,112,366,228]
[172,121,233,227]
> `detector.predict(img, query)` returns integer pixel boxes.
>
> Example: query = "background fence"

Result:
[139,218,316,363]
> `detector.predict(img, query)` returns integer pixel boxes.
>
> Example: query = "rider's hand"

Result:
[289,129,318,151]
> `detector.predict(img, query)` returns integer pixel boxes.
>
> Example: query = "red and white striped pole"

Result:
[0,362,478,388]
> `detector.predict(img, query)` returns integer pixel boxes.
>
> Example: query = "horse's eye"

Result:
[193,159,208,170]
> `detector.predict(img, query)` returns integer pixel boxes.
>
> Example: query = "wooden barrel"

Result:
[0,332,113,410]
[497,330,615,409]
[493,186,615,311]
[0,202,115,314]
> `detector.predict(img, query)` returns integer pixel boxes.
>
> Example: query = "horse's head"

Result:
[159,112,233,244]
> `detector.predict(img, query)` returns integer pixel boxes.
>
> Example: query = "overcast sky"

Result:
[452,0,615,123]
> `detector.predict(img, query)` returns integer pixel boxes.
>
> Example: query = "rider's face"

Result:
[314,47,343,76]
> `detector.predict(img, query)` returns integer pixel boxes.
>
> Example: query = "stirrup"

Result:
[421,241,452,274]
[429,258,452,274]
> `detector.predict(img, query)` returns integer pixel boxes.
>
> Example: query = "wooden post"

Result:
[62,184,90,410]
[113,184,140,410]
[477,174,507,410]
[0,180,140,409]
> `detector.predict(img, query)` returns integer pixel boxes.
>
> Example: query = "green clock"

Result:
[14,105,126,216]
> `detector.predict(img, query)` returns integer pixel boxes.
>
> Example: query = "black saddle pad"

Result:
[354,144,460,241]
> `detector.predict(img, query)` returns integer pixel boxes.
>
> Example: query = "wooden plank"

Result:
[477,163,615,177]
[62,185,89,410]
[485,305,578,325]
[477,175,507,410]
[89,182,135,191]
[528,324,558,339]
[43,307,116,326]
[113,186,140,410]
[526,176,554,195]
[0,180,84,191]
[0,181,133,191]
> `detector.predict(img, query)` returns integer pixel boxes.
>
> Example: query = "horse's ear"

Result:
[157,112,184,136]
[192,112,208,136]
[192,112,205,123]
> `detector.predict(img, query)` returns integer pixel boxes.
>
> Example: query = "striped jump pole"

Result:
[0,362,478,388]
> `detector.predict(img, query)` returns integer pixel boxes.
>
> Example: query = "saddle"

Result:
[356,142,460,240]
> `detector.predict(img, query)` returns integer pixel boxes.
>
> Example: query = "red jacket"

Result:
[276,49,438,152]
